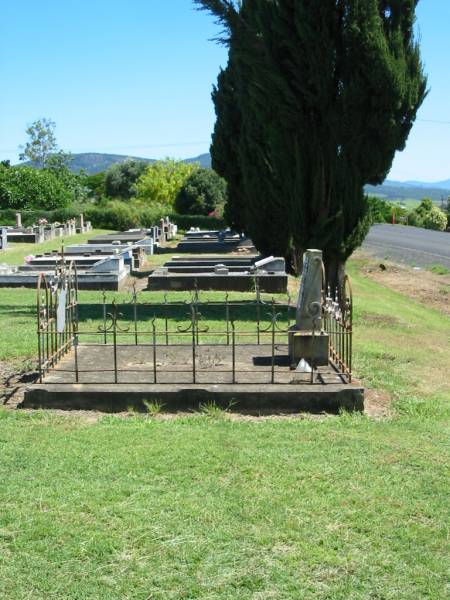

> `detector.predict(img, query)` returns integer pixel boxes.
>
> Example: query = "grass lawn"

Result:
[0,242,449,598]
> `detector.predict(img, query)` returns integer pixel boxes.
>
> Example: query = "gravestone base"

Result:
[288,327,329,367]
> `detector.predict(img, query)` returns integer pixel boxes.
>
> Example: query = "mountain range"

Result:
[20,152,449,202]
[58,152,211,173]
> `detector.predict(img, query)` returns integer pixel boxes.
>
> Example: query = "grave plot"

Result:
[23,255,363,412]
[0,242,137,290]
[175,227,255,253]
[148,254,288,293]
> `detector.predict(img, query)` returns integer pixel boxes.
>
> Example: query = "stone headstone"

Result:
[15,212,22,228]
[296,249,323,331]
[80,213,84,229]
[288,249,329,366]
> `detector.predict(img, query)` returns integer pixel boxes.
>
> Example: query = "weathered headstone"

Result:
[0,228,7,250]
[15,212,22,228]
[288,249,329,366]
[296,249,322,330]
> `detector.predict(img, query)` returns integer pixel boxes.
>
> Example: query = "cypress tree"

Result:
[198,0,427,289]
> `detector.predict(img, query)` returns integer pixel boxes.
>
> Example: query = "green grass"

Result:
[0,410,449,599]
[428,264,450,276]
[0,256,449,598]
[0,229,112,265]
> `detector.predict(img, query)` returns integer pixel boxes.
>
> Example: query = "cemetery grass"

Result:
[0,260,449,598]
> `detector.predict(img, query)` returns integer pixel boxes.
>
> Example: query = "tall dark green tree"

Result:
[211,65,245,230]
[197,0,427,289]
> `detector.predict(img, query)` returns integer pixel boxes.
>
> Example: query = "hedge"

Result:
[0,206,226,231]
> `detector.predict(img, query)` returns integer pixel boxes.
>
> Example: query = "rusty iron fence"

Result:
[36,266,353,385]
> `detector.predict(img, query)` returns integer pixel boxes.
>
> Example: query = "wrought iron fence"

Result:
[36,265,353,385]
[37,260,78,382]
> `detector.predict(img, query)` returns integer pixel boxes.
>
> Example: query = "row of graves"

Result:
[0,212,92,249]
[23,246,364,413]
[148,227,288,293]
[0,216,177,290]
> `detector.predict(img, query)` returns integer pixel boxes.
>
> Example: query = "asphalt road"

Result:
[362,224,450,269]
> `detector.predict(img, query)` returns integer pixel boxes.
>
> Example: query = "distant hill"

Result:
[365,180,450,203]
[403,179,450,190]
[20,152,212,174]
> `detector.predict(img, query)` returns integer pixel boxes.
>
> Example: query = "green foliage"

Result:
[84,171,106,199]
[367,196,392,223]
[428,264,450,275]
[199,0,427,285]
[211,66,245,230]
[0,165,71,210]
[136,159,197,206]
[44,152,88,203]
[175,168,227,215]
[410,198,448,230]
[18,118,58,167]
[422,206,448,231]
[104,159,148,199]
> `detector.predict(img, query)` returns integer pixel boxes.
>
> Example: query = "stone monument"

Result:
[288,249,329,367]
[15,212,22,228]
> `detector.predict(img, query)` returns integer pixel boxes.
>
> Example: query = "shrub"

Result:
[422,206,448,231]
[175,168,227,215]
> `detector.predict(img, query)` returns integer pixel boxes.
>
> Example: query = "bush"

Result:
[422,206,448,231]
[0,165,71,210]
[175,168,227,215]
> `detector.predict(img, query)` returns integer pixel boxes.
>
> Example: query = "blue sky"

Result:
[0,0,448,182]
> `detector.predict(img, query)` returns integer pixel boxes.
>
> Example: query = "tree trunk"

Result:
[286,245,304,277]
[324,254,346,300]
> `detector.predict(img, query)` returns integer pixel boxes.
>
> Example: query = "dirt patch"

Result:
[363,387,393,418]
[0,360,38,409]
[353,249,450,316]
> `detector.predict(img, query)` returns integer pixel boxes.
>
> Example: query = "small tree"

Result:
[19,118,58,168]
[136,159,197,207]
[175,168,227,215]
[104,159,148,199]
